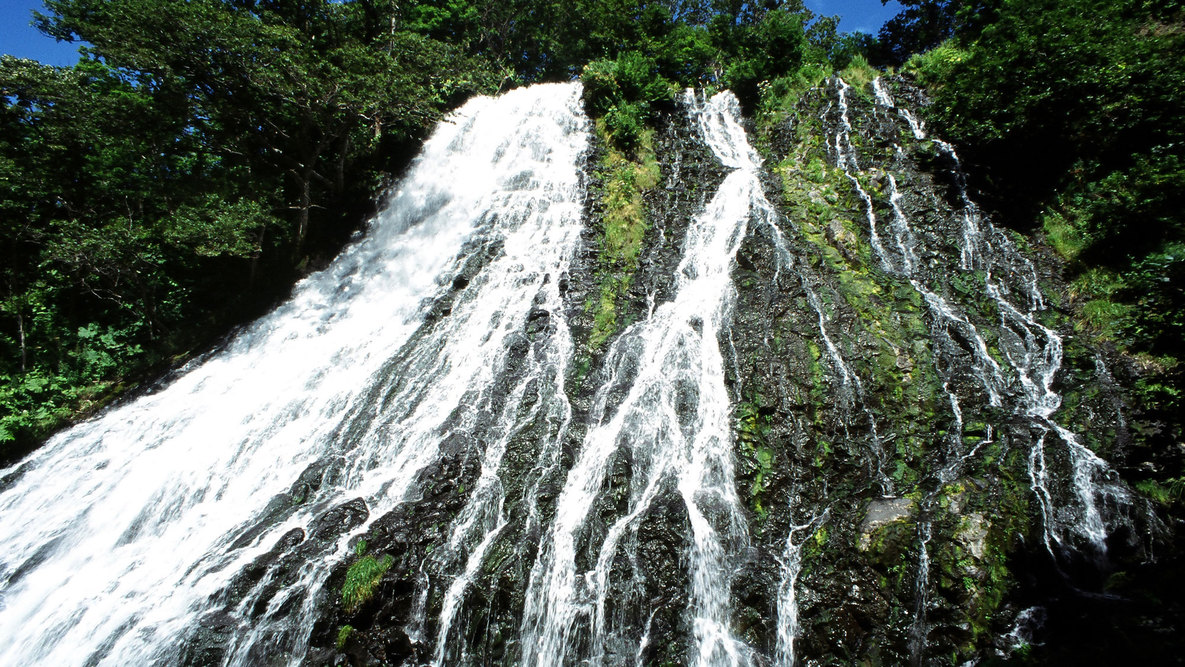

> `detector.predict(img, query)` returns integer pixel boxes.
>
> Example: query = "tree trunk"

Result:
[296,170,312,255]
[16,309,27,373]
[249,224,267,288]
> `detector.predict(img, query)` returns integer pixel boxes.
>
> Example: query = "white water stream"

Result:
[854,76,1132,658]
[0,82,589,666]
[518,89,762,667]
[867,77,1129,554]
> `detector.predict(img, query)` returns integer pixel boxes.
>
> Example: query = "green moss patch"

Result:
[342,540,393,615]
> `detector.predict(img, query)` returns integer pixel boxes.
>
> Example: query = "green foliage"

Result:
[587,123,658,349]
[599,132,660,264]
[735,399,774,521]
[900,40,968,87]
[921,0,1185,191]
[905,0,1185,422]
[602,102,650,151]
[582,52,674,150]
[342,544,393,615]
[1136,477,1185,506]
[577,2,852,119]
[874,0,965,65]
[162,197,281,259]
[838,53,878,90]
[828,31,878,71]
[336,624,355,650]
[756,63,830,129]
[716,8,813,108]
[589,285,622,351]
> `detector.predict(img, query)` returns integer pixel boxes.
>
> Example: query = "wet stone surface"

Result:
[289,80,1170,666]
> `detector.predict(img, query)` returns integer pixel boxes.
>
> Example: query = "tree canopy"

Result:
[1,0,503,458]
[1,0,857,460]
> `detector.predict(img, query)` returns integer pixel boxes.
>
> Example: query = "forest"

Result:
[2,0,1184,663]
[3,0,1183,540]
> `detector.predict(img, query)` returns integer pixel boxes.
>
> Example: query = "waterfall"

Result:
[856,76,1135,659]
[773,507,825,667]
[866,77,1128,555]
[0,73,1149,667]
[0,82,589,666]
[833,78,892,273]
[518,89,760,667]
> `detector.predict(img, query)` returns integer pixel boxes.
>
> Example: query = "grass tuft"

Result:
[342,545,393,614]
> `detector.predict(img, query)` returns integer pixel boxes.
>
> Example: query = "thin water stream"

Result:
[860,77,1132,657]
[519,89,761,667]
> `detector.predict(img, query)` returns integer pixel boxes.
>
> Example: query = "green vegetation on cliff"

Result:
[586,123,660,350]
[892,0,1185,500]
[342,540,393,614]
[866,1,1185,661]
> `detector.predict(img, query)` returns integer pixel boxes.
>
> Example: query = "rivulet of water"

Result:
[833,77,892,273]
[518,89,763,667]
[867,75,1130,558]
[774,504,827,667]
[0,81,589,666]
[844,76,1135,659]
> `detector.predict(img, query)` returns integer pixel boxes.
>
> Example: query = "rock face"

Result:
[303,104,729,666]
[299,79,1168,666]
[858,498,917,552]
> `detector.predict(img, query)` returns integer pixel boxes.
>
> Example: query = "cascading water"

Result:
[0,71,1152,667]
[870,77,1130,550]
[773,506,826,667]
[518,89,762,667]
[833,78,891,273]
[857,76,1133,657]
[0,82,589,666]
[889,78,1127,554]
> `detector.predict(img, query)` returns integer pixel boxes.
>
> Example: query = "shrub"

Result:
[581,58,621,116]
[603,101,649,151]
[839,53,879,90]
[901,40,968,88]
[581,52,673,151]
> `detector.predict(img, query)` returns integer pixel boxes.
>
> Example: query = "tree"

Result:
[1,0,502,460]
[875,0,957,64]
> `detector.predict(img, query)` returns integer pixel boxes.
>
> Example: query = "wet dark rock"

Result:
[632,486,694,666]
[207,79,1176,666]
[304,450,480,665]
[227,461,331,552]
[179,611,241,666]
[525,307,550,335]
[858,497,917,551]
[311,499,369,541]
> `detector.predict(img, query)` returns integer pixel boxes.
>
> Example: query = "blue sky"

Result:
[806,0,903,34]
[1,1,82,66]
[1,0,903,67]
